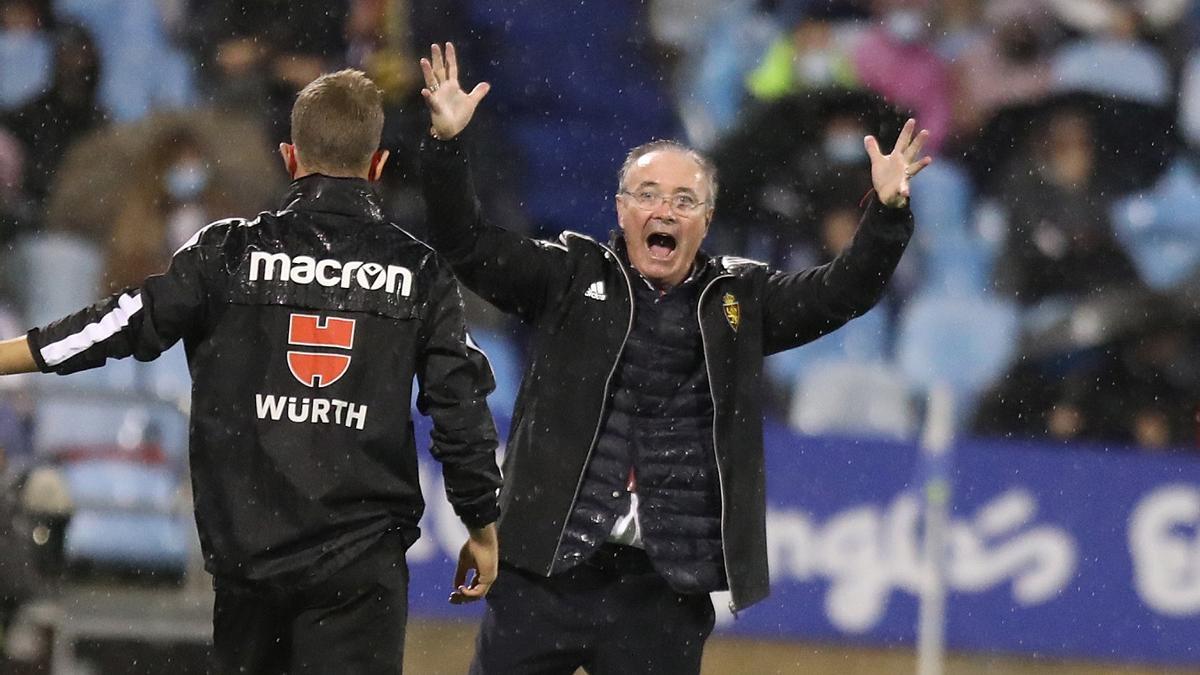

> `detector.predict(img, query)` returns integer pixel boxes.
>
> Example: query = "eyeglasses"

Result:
[618,189,708,216]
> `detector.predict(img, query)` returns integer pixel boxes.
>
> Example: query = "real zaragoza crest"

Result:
[722,292,740,332]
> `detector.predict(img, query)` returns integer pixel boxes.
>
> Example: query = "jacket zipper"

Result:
[697,272,739,616]
[548,243,637,569]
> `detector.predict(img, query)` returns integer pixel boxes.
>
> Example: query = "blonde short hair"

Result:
[290,69,384,174]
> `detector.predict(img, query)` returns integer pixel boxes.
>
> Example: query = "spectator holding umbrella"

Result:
[992,106,1141,305]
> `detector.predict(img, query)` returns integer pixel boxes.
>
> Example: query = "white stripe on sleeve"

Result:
[40,293,144,367]
[464,331,494,373]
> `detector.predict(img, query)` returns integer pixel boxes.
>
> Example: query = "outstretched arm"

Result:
[418,42,570,321]
[5,235,209,379]
[0,337,36,375]
[23,239,210,377]
[763,119,931,354]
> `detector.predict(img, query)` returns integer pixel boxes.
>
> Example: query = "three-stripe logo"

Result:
[584,281,607,301]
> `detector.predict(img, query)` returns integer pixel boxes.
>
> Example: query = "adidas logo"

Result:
[584,281,607,301]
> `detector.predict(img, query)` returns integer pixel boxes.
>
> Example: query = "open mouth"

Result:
[646,233,677,260]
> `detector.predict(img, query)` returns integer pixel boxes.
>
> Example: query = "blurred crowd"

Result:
[2,0,1200,466]
[676,0,1200,453]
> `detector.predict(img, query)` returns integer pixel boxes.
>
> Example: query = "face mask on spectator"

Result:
[884,10,927,44]
[166,161,209,201]
[823,131,864,165]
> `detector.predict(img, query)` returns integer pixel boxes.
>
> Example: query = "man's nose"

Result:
[650,197,675,220]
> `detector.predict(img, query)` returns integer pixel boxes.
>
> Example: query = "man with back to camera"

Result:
[416,43,932,674]
[0,69,502,674]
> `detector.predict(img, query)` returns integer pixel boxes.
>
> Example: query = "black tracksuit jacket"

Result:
[26,175,502,589]
[420,138,912,611]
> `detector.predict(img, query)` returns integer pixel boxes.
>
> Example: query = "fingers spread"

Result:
[431,43,446,82]
[420,58,437,90]
[904,128,929,162]
[446,42,459,82]
[908,155,934,178]
[863,135,882,162]
[468,82,491,102]
[892,118,916,155]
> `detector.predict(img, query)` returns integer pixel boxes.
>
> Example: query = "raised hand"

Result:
[420,42,491,141]
[863,118,933,209]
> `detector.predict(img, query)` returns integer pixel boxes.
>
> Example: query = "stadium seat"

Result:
[53,459,189,574]
[56,457,189,574]
[905,160,999,298]
[468,330,524,416]
[765,305,890,390]
[919,237,993,297]
[61,460,177,512]
[788,361,916,440]
[0,28,52,110]
[54,0,197,121]
[1111,159,1200,289]
[33,393,188,463]
[8,233,102,329]
[143,343,193,405]
[895,292,1020,426]
[1051,38,1170,105]
[909,160,975,253]
[64,510,190,573]
[674,0,781,148]
[0,399,33,467]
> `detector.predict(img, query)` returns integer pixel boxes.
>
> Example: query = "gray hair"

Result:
[617,139,718,210]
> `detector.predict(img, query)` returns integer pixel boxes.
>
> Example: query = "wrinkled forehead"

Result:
[624,149,708,194]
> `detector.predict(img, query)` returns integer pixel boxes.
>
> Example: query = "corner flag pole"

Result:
[917,383,955,675]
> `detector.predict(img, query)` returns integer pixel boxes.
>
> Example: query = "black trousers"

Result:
[470,544,715,675]
[210,533,409,674]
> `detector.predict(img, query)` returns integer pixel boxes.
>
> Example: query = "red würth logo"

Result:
[287,314,356,387]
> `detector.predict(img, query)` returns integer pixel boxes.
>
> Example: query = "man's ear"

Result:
[279,143,298,179]
[368,149,390,181]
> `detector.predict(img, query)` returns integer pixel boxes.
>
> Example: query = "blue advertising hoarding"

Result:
[406,416,1200,666]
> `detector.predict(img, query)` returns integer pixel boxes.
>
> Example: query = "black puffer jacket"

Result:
[555,262,724,594]
[420,138,913,610]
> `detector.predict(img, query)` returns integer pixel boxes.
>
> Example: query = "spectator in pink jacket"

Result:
[853,0,952,154]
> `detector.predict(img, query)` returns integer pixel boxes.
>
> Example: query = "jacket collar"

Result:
[279,174,385,223]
